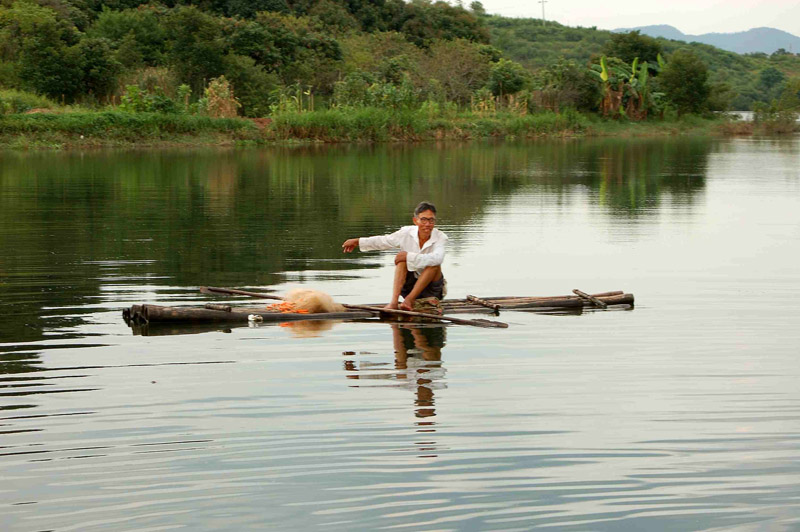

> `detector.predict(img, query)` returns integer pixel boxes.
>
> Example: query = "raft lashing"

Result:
[122,289,633,326]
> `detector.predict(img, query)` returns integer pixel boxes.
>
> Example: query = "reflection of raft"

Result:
[122,290,633,326]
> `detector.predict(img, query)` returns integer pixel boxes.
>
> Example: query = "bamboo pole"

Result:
[572,289,608,308]
[460,291,623,302]
[466,295,500,312]
[201,286,284,300]
[495,294,633,309]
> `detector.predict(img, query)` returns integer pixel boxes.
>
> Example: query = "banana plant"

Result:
[600,56,609,82]
[625,58,646,119]
[590,56,630,117]
[591,55,668,120]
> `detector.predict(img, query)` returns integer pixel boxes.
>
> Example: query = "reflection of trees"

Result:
[0,139,710,357]
[515,138,712,215]
[344,324,447,457]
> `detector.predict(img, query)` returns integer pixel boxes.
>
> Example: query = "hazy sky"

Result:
[477,0,800,37]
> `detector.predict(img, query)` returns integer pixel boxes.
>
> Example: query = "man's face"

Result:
[413,209,436,236]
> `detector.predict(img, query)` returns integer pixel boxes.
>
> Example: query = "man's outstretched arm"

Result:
[342,238,360,253]
[343,229,404,253]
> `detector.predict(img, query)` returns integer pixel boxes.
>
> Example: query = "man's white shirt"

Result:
[359,226,448,273]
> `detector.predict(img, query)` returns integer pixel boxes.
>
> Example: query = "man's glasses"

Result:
[417,217,436,224]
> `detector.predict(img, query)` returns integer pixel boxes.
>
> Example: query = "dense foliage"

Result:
[0,0,491,113]
[0,0,798,123]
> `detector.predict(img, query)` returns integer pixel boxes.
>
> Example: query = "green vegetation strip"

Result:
[0,112,255,136]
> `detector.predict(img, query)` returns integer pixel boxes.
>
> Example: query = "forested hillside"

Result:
[487,16,800,110]
[0,0,798,123]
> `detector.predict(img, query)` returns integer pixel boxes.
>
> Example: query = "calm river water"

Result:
[1,137,799,531]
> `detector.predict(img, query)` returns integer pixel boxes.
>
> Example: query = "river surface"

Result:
[1,137,799,531]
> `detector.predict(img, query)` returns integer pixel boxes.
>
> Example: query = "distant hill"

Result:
[613,25,800,55]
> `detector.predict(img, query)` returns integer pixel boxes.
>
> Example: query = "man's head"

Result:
[413,201,437,237]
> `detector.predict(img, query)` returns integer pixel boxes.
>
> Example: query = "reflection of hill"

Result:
[0,139,710,353]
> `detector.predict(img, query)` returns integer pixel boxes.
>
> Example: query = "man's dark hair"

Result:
[414,201,437,217]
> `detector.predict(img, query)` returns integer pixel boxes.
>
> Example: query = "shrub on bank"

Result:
[0,89,57,114]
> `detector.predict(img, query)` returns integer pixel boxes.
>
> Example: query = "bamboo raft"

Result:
[123,289,633,329]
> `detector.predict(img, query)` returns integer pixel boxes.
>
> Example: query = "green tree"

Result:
[88,6,167,66]
[75,37,122,100]
[534,59,599,112]
[338,31,423,78]
[225,18,290,70]
[396,0,490,48]
[469,1,486,16]
[249,12,342,91]
[307,0,359,34]
[757,66,786,101]
[332,70,375,107]
[19,30,83,100]
[114,30,144,69]
[706,80,735,111]
[251,12,342,80]
[488,58,529,96]
[0,1,83,100]
[222,53,279,116]
[659,49,710,114]
[602,30,662,65]
[776,77,800,114]
[165,6,227,92]
[419,38,491,103]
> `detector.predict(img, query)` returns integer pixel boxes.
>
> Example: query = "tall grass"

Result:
[499,109,590,136]
[267,107,590,141]
[269,108,428,141]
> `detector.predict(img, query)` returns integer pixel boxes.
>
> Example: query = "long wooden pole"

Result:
[201,286,284,300]
[466,294,500,312]
[342,303,508,328]
[200,286,509,329]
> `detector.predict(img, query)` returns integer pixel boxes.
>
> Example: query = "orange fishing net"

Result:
[266,289,345,314]
[267,301,310,314]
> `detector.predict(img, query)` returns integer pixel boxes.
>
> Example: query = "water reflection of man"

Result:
[342,201,448,312]
[392,324,446,419]
[343,324,447,419]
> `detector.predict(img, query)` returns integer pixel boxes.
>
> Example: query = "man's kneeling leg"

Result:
[400,266,443,311]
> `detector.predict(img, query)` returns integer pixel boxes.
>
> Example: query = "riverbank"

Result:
[0,109,794,149]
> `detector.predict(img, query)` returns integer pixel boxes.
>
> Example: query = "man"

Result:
[342,201,447,312]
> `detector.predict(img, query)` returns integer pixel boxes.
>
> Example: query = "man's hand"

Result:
[342,238,359,253]
[394,251,408,264]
